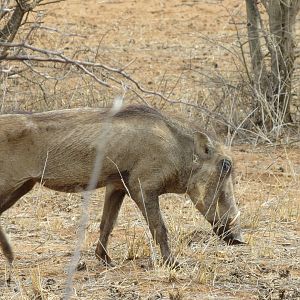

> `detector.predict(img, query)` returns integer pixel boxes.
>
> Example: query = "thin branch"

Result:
[37,0,65,6]
[225,6,252,84]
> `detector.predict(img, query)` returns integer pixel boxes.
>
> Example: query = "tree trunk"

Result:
[245,0,266,84]
[0,5,25,43]
[245,0,272,127]
[268,0,300,123]
[245,0,300,128]
[0,1,44,56]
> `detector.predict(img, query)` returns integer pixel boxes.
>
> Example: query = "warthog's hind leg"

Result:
[0,179,36,282]
[0,180,36,215]
[95,185,125,266]
[0,180,36,266]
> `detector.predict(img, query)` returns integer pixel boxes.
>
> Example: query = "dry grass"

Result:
[1,0,300,299]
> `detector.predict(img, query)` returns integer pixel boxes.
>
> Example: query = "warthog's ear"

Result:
[193,131,214,158]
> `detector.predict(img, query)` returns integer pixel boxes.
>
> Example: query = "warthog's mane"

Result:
[114,104,216,142]
[114,104,164,119]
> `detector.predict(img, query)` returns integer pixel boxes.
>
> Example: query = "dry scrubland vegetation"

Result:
[0,0,300,299]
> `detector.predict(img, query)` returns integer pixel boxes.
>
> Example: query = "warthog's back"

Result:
[2,105,189,193]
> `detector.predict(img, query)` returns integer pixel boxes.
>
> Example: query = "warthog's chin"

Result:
[212,225,246,245]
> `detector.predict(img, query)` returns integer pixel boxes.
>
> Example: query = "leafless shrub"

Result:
[184,2,300,145]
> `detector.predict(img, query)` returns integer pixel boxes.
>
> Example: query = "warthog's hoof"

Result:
[163,257,181,270]
[95,244,115,267]
[95,252,116,267]
[100,258,116,268]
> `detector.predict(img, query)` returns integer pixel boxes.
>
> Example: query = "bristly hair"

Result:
[113,104,219,142]
[114,104,164,119]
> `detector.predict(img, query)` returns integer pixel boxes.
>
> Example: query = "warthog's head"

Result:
[187,132,244,245]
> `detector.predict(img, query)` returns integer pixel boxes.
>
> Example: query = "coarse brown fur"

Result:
[0,105,243,267]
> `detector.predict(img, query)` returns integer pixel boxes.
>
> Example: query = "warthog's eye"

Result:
[220,159,232,173]
[205,147,210,154]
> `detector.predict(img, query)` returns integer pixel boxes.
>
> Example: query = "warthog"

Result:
[0,105,244,267]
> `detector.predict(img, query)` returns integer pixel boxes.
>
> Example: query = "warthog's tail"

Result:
[0,225,14,264]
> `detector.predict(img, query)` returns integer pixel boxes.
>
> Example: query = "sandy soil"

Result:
[1,1,300,299]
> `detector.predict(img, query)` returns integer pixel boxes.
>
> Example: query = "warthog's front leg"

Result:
[131,190,178,268]
[95,185,125,266]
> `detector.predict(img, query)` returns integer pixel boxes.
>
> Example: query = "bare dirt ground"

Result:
[1,1,300,299]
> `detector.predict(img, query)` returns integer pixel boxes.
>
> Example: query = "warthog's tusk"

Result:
[229,210,240,226]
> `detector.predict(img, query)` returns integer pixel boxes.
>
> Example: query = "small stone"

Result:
[76,261,87,271]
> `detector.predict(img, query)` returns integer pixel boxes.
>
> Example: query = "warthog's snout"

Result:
[211,212,245,245]
[212,224,245,245]
[219,158,232,173]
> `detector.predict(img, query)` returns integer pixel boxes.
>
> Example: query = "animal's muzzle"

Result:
[220,159,232,173]
[212,221,245,245]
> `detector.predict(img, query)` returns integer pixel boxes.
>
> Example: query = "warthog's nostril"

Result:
[220,159,231,173]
